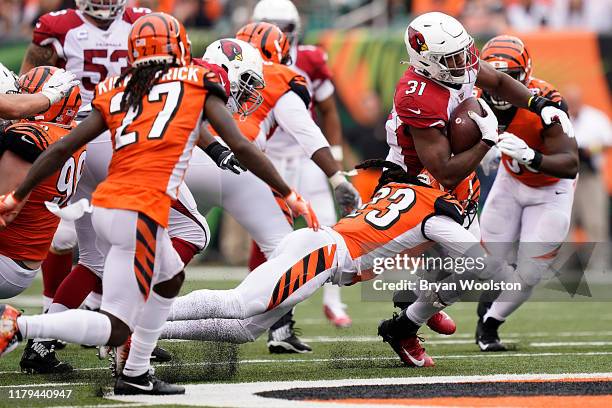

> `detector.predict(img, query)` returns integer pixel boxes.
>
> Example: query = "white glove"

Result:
[480,145,501,176]
[497,132,535,165]
[41,69,80,105]
[467,98,499,146]
[541,106,575,138]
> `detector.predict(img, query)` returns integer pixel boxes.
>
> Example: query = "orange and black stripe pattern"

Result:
[236,22,291,64]
[135,213,158,299]
[128,12,192,67]
[6,123,50,152]
[481,35,532,85]
[266,245,337,311]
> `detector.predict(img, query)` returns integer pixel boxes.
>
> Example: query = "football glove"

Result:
[41,69,80,105]
[528,95,574,138]
[497,132,542,169]
[329,172,361,217]
[467,98,499,146]
[0,191,24,229]
[480,145,501,176]
[204,141,246,175]
[285,190,319,231]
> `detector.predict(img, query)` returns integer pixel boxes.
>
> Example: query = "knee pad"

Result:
[51,220,78,252]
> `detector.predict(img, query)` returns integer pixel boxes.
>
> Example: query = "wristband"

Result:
[328,171,347,189]
[203,141,227,163]
[530,151,543,170]
[330,145,343,161]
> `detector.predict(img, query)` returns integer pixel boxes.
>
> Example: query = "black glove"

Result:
[204,141,246,175]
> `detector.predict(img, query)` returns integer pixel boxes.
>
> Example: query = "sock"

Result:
[485,284,535,322]
[161,319,255,343]
[123,291,174,377]
[42,296,53,313]
[171,237,200,265]
[83,291,102,310]
[248,242,267,272]
[17,309,111,345]
[41,251,73,299]
[322,284,343,307]
[53,264,100,310]
[404,301,444,326]
[167,289,245,321]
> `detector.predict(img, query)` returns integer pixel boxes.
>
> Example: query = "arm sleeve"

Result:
[273,91,330,158]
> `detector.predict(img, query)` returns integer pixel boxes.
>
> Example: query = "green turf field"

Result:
[0,267,611,407]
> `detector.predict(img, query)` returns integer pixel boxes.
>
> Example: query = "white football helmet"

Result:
[76,0,127,21]
[252,0,301,45]
[0,63,19,95]
[404,12,479,85]
[203,39,265,118]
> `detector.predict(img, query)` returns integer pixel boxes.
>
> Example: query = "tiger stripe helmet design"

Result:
[236,22,291,65]
[18,66,81,125]
[481,35,532,110]
[128,12,192,67]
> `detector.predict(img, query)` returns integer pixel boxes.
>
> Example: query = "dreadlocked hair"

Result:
[356,159,428,198]
[116,62,173,111]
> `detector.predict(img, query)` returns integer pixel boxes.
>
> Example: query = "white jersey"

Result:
[32,7,150,106]
[265,45,335,157]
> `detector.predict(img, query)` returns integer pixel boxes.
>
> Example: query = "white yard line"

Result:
[0,382,88,388]
[107,372,612,408]
[531,341,612,347]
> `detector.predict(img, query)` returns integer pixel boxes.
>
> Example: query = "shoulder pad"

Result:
[122,7,151,24]
[296,45,333,81]
[33,9,83,46]
[1,122,51,163]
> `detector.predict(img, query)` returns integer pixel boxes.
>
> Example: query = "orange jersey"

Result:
[334,182,463,260]
[91,65,226,227]
[479,77,564,187]
[232,62,310,147]
[0,122,86,261]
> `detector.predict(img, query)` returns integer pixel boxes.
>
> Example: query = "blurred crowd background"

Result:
[0,0,611,263]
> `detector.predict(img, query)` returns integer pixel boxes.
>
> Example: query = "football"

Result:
[447,97,485,154]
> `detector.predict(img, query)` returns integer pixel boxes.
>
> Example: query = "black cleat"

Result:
[114,370,185,395]
[267,320,312,354]
[150,345,172,363]
[20,340,73,374]
[476,316,507,352]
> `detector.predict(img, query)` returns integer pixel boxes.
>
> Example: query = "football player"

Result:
[0,66,83,300]
[183,23,360,354]
[158,160,492,366]
[0,13,315,395]
[250,0,352,328]
[474,35,578,351]
[373,12,573,366]
[0,63,78,120]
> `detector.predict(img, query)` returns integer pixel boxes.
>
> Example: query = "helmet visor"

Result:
[439,40,479,84]
[79,0,127,20]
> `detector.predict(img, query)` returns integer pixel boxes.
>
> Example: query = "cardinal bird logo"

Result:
[220,39,243,61]
[408,27,428,53]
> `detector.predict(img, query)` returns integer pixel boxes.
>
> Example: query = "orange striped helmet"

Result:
[236,22,291,65]
[128,13,192,67]
[481,35,532,110]
[19,66,81,126]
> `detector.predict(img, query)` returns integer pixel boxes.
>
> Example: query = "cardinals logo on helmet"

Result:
[408,27,428,53]
[220,39,243,62]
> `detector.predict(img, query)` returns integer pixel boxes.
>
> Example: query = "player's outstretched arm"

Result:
[12,110,106,201]
[20,44,58,74]
[477,61,573,135]
[0,93,51,120]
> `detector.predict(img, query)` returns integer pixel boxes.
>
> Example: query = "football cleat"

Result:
[377,312,434,367]
[114,370,185,395]
[267,320,312,354]
[20,340,73,374]
[323,304,352,328]
[476,316,507,352]
[0,304,21,357]
[426,311,456,335]
[150,345,172,363]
